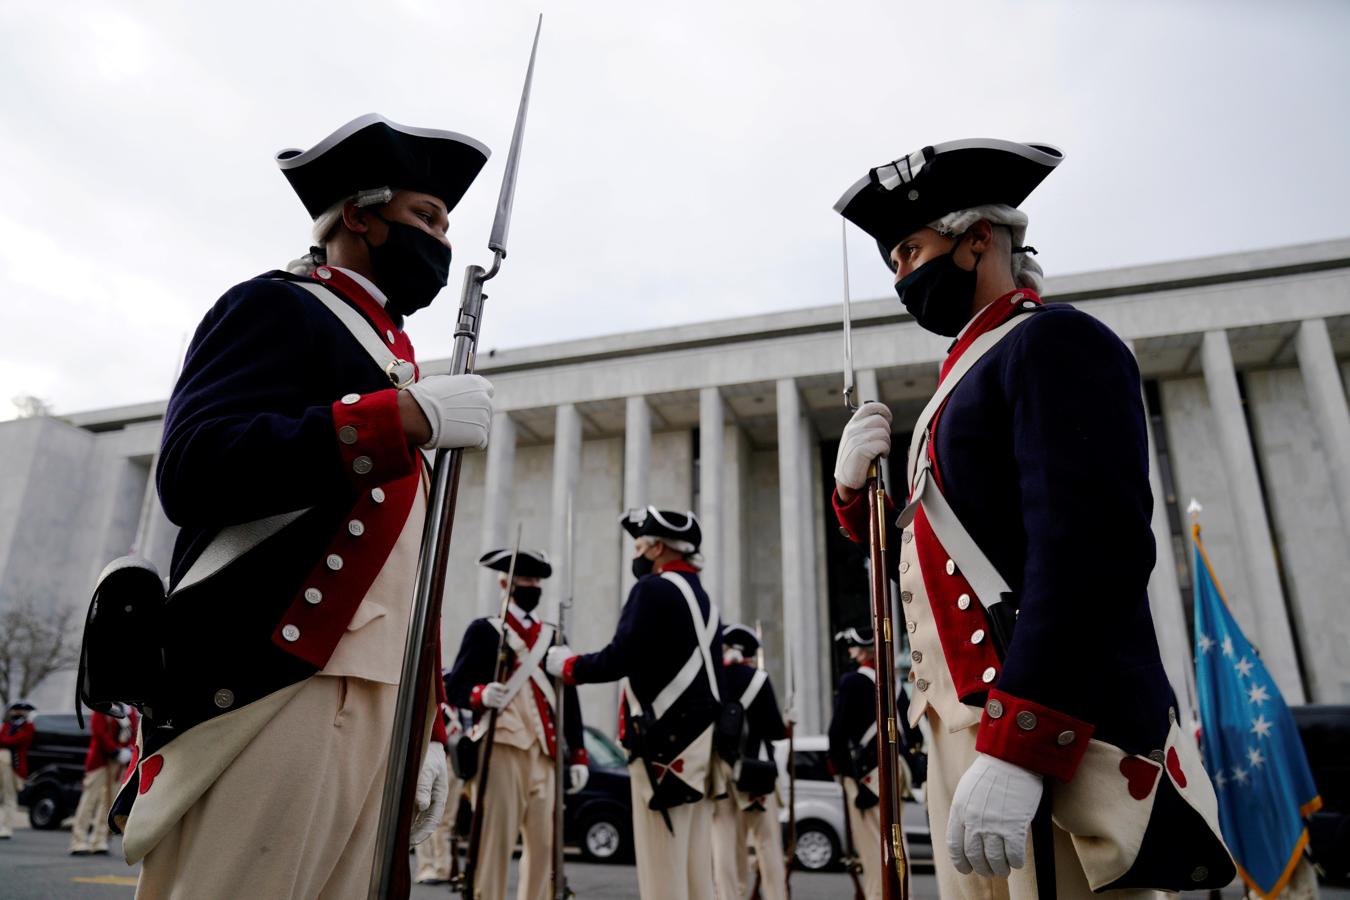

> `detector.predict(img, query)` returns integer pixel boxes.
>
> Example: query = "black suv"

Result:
[564,727,633,863]
[1293,704,1350,886]
[16,713,89,829]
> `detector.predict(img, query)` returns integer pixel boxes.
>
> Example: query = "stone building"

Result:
[3,238,1349,737]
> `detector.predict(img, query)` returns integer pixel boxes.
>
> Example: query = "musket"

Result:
[839,220,909,900]
[551,494,575,900]
[460,525,524,899]
[367,18,543,899]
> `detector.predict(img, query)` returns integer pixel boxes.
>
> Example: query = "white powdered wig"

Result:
[928,203,1044,294]
[285,187,395,276]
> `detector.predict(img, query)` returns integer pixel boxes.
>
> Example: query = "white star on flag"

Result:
[1247,747,1266,768]
[1251,714,1273,738]
[1221,635,1235,657]
[1234,656,1254,677]
[1232,765,1250,785]
[1215,771,1228,789]
[1197,633,1214,654]
[1247,684,1270,706]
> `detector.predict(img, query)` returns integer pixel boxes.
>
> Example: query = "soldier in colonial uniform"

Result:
[445,548,589,900]
[827,627,885,900]
[113,113,496,897]
[69,703,137,855]
[831,139,1233,897]
[0,699,36,840]
[546,507,726,900]
[711,623,788,900]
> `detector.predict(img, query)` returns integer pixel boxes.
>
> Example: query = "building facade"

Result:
[4,238,1350,737]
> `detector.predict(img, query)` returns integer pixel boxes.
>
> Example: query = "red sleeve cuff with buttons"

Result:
[569,747,589,766]
[468,684,487,713]
[975,688,1095,783]
[561,656,581,686]
[331,388,416,485]
[832,488,898,544]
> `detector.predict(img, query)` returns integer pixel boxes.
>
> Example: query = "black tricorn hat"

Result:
[277,113,491,219]
[478,548,553,580]
[723,624,761,656]
[834,138,1062,270]
[834,626,875,648]
[619,506,702,549]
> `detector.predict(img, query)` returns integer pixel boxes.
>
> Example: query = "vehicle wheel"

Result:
[28,790,63,830]
[792,820,840,871]
[579,813,631,863]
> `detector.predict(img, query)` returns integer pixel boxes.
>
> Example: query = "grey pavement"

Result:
[1,822,1346,898]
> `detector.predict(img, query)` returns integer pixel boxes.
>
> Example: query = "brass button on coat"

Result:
[281,624,300,642]
[899,560,910,574]
[326,554,344,571]
[957,593,971,610]
[341,393,360,405]
[304,588,322,605]
[901,590,913,603]
[348,519,365,537]
[213,689,235,709]
[371,487,386,503]
[352,456,373,475]
[1056,730,1076,746]
[1016,711,1038,731]
[945,559,957,575]
[916,678,930,692]
[338,425,359,445]
[982,667,997,684]
[986,699,1004,719]
[911,650,923,664]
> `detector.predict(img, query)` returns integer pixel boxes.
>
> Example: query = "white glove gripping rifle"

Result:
[840,220,909,900]
[367,17,542,899]
[551,493,575,900]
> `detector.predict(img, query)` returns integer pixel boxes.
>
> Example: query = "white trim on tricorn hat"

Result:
[834,138,1062,270]
[834,626,874,648]
[723,623,760,655]
[276,113,491,220]
[619,506,702,549]
[478,548,553,579]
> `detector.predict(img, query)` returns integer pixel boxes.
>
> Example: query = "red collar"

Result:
[656,560,699,575]
[505,611,541,644]
[940,289,1040,382]
[308,266,417,364]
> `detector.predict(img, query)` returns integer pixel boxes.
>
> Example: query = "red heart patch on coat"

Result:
[1118,756,1159,801]
[138,754,164,795]
[671,758,684,774]
[1166,746,1187,788]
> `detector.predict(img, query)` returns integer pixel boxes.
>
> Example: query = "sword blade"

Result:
[487,14,543,259]
[841,219,857,411]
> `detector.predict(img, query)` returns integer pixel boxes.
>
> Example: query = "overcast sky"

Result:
[2,0,1347,419]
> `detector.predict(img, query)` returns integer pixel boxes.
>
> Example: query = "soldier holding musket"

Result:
[445,548,588,900]
[831,139,1233,898]
[711,623,789,900]
[546,507,727,900]
[106,113,496,897]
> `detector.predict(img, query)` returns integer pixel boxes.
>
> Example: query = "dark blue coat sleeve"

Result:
[827,671,873,773]
[156,280,350,527]
[747,675,786,743]
[995,309,1158,725]
[445,619,500,708]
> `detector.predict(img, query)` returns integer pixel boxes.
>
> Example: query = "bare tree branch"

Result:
[0,601,80,703]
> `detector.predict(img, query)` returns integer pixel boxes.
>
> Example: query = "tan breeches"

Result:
[136,675,396,900]
[471,742,555,900]
[843,778,883,900]
[0,751,20,836]
[70,764,120,850]
[924,709,1158,900]
[629,761,714,900]
[413,772,461,883]
[712,790,786,900]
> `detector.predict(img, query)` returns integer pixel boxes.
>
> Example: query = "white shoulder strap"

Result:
[739,668,769,708]
[647,572,721,719]
[498,623,556,710]
[292,281,402,376]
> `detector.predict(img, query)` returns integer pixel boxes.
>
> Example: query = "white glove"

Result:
[567,763,589,794]
[480,682,510,710]
[116,748,132,765]
[405,374,494,451]
[947,753,1043,877]
[833,401,893,491]
[545,646,573,678]
[411,742,449,845]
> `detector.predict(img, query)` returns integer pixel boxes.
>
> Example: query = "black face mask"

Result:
[631,554,655,580]
[511,585,542,613]
[894,233,981,337]
[364,214,452,318]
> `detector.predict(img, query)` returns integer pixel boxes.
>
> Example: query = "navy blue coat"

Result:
[722,663,786,762]
[926,304,1169,756]
[147,271,420,753]
[445,617,585,761]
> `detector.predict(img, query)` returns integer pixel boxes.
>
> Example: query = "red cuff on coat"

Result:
[331,388,416,485]
[569,747,589,766]
[469,684,487,713]
[432,712,449,747]
[561,656,580,686]
[974,688,1094,783]
[832,489,870,544]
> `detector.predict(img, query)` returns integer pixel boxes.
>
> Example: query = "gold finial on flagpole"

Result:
[1187,498,1203,538]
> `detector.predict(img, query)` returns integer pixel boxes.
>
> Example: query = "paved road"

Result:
[2,823,1346,898]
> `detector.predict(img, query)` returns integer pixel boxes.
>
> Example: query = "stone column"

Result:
[699,387,725,605]
[620,396,652,599]
[479,411,517,616]
[721,424,749,626]
[1200,330,1305,701]
[550,404,583,616]
[1295,318,1350,536]
[777,378,822,730]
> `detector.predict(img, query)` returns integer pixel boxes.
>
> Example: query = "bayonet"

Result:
[841,219,858,412]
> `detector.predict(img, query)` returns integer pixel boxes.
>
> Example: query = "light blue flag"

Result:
[1192,524,1321,899]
